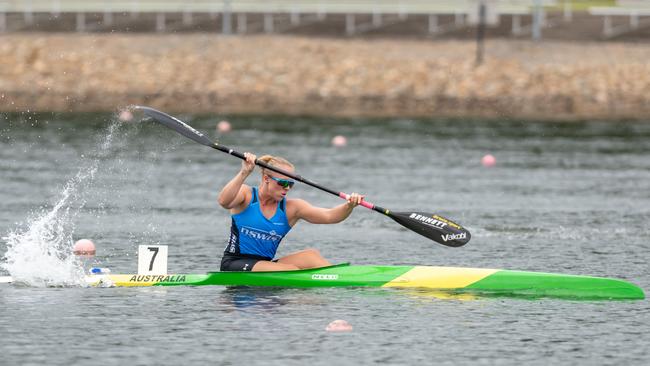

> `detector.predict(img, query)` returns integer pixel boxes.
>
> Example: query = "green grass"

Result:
[552,0,617,11]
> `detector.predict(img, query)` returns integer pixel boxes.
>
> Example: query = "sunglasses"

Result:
[269,176,295,189]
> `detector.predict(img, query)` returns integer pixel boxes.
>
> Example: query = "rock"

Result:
[0,34,649,120]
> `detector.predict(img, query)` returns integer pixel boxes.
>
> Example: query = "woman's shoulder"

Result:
[286,197,309,207]
[285,197,305,208]
[230,184,254,214]
[284,198,311,225]
[241,184,254,199]
[285,198,315,214]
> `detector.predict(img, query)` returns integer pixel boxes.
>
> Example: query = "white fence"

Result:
[0,0,557,37]
[589,0,650,38]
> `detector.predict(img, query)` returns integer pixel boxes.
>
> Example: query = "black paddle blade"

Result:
[135,106,215,148]
[388,212,471,247]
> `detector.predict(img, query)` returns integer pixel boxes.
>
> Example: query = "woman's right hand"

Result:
[240,152,257,176]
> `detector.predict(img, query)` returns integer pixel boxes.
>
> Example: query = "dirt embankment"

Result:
[1,34,649,120]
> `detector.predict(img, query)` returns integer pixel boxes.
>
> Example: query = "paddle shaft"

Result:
[210,143,387,214]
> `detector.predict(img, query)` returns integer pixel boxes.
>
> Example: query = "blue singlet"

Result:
[224,187,291,259]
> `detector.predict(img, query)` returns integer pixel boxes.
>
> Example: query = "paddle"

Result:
[134,106,471,247]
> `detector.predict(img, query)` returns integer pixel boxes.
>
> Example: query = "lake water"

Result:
[1,112,649,365]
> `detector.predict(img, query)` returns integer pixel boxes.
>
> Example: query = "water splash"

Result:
[1,120,121,287]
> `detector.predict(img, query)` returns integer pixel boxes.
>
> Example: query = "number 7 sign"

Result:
[138,245,168,275]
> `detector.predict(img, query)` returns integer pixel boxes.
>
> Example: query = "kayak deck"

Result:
[87,263,645,300]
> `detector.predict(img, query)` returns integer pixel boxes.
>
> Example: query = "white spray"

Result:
[1,120,121,287]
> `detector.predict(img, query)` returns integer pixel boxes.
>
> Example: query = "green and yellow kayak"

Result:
[87,263,644,300]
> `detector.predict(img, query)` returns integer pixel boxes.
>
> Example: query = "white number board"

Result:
[138,245,168,275]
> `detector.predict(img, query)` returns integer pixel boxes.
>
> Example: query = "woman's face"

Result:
[263,164,295,199]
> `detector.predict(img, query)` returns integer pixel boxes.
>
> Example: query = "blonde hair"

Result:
[258,155,294,176]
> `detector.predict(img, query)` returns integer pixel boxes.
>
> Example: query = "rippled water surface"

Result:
[1,113,649,365]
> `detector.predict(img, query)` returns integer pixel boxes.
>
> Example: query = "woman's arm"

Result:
[218,153,256,210]
[289,193,364,225]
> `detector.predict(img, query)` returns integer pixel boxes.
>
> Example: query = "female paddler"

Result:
[218,153,364,272]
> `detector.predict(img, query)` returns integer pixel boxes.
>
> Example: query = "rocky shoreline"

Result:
[1,34,649,120]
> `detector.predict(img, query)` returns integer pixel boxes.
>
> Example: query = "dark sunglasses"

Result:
[269,176,295,188]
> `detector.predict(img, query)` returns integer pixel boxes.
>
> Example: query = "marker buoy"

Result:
[217,120,232,133]
[73,239,96,256]
[481,154,496,167]
[325,319,353,332]
[331,135,347,147]
[118,110,134,122]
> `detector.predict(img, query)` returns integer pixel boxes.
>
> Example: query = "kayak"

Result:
[84,263,644,300]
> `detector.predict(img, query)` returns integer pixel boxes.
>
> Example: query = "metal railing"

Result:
[589,0,650,38]
[0,0,558,37]
[0,1,550,14]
